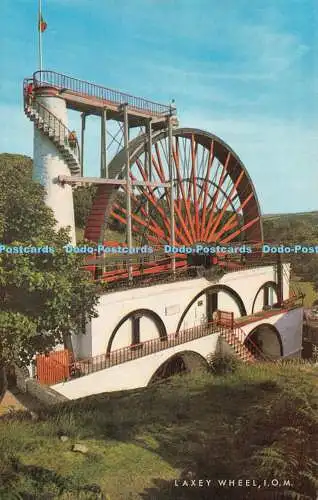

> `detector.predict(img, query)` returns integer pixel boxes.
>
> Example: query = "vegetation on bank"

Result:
[291,281,318,309]
[0,154,101,403]
[1,154,318,500]
[0,361,317,499]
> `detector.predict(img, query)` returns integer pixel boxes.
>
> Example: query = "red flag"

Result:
[39,15,47,33]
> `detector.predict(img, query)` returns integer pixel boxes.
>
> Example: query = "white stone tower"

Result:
[32,88,77,244]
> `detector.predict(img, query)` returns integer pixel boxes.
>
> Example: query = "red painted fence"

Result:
[36,349,71,385]
[216,310,234,329]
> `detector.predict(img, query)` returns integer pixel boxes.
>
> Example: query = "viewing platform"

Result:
[28,70,177,128]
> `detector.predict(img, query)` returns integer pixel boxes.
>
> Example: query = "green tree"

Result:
[0,154,99,402]
[73,184,97,229]
[263,216,318,282]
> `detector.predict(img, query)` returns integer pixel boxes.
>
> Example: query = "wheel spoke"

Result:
[151,146,192,244]
[220,216,260,244]
[133,160,190,246]
[199,140,214,240]
[191,135,200,240]
[173,143,196,242]
[202,152,231,241]
[92,129,263,283]
[207,169,245,242]
[112,204,168,242]
[214,191,254,241]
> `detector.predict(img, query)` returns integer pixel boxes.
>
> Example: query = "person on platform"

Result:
[68,130,77,150]
[26,82,34,106]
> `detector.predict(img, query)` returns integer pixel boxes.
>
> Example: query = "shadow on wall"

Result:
[107,309,168,354]
[272,309,303,358]
[245,323,283,359]
[176,284,247,333]
[251,281,278,314]
[148,350,209,385]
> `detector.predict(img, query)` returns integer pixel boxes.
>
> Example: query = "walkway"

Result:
[75,322,225,377]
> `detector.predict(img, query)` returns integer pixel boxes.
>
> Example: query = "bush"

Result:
[208,353,241,375]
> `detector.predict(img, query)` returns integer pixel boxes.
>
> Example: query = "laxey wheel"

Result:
[84,128,263,282]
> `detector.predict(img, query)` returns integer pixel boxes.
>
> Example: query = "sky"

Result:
[0,0,317,214]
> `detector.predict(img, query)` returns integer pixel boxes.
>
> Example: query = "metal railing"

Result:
[216,310,234,328]
[70,321,226,378]
[24,79,80,162]
[233,325,274,361]
[36,313,284,384]
[233,295,303,329]
[85,257,280,288]
[32,70,175,117]
[216,315,273,361]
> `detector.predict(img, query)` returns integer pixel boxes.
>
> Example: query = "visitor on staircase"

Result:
[68,130,77,150]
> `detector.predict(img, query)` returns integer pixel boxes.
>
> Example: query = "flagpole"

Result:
[38,0,43,73]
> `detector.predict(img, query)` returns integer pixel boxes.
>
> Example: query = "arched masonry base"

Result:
[71,265,291,359]
[246,324,283,358]
[148,350,209,384]
[53,307,303,400]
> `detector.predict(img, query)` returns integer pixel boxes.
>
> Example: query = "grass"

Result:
[291,279,318,308]
[0,362,317,499]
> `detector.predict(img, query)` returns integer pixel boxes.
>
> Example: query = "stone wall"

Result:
[15,364,68,407]
[15,365,29,393]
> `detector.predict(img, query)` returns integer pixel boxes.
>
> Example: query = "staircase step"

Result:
[85,228,104,234]
[86,221,105,228]
[88,210,107,216]
[84,231,101,236]
[91,204,110,210]
[87,212,107,219]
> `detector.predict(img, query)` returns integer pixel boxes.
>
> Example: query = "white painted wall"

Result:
[72,322,92,359]
[33,93,76,244]
[178,295,206,331]
[239,307,303,358]
[54,306,303,400]
[53,332,219,399]
[253,290,264,312]
[111,321,131,350]
[140,316,160,342]
[73,265,288,358]
[252,285,278,313]
[218,291,241,316]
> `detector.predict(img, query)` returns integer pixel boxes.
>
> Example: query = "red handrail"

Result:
[24,78,80,162]
[32,70,175,117]
[70,321,225,377]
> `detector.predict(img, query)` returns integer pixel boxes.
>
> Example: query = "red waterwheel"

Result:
[85,128,263,281]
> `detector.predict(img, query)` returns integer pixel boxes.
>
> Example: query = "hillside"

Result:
[263,211,318,224]
[0,362,317,499]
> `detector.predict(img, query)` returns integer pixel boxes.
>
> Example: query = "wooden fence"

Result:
[36,349,71,385]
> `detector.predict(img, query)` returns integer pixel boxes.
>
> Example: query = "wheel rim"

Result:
[107,128,263,249]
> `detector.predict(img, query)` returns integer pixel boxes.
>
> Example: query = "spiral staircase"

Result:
[24,89,81,176]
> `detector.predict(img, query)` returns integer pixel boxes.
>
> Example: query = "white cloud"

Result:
[180,110,318,213]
